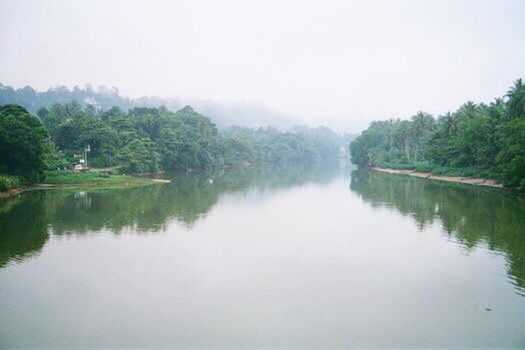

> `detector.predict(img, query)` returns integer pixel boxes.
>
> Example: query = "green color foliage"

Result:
[117,138,160,174]
[496,118,525,189]
[42,141,69,170]
[0,105,48,182]
[350,79,525,189]
[221,125,341,166]
[3,101,342,178]
[42,171,160,189]
[0,175,22,191]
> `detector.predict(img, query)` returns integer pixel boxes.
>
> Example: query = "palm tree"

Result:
[441,112,457,136]
[506,78,525,119]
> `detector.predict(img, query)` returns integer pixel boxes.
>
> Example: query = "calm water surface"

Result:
[1,165,524,348]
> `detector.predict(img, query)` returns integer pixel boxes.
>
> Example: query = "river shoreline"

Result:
[371,167,503,188]
[0,187,27,198]
[0,177,171,199]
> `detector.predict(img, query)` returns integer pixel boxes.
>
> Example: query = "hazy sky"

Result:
[1,0,524,131]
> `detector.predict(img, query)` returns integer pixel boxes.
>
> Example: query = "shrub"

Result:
[414,162,433,173]
[0,175,22,191]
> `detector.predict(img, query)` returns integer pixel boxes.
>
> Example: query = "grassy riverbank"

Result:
[372,167,503,188]
[0,172,170,198]
[41,171,170,189]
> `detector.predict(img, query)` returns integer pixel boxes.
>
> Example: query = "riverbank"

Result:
[0,187,27,199]
[0,173,170,198]
[42,172,170,188]
[371,167,503,188]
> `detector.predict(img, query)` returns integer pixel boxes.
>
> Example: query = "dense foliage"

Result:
[0,83,299,129]
[0,83,149,113]
[34,102,341,172]
[0,105,48,182]
[0,175,22,191]
[350,79,525,189]
[221,125,342,165]
[0,100,342,184]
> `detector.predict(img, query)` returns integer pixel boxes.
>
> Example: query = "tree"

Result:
[506,78,525,120]
[2,98,343,176]
[349,78,525,189]
[0,105,48,181]
[117,138,160,174]
[496,118,525,189]
[42,140,69,170]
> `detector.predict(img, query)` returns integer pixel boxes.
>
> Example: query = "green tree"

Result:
[506,78,525,120]
[117,138,160,173]
[349,78,525,189]
[0,105,48,181]
[496,118,525,189]
[42,140,69,170]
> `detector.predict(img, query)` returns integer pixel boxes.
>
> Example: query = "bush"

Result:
[109,168,122,175]
[0,175,22,191]
[413,162,433,173]
[430,166,486,177]
[474,168,499,179]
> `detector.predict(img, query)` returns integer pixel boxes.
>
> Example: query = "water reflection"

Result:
[0,193,49,267]
[349,169,525,294]
[0,163,340,267]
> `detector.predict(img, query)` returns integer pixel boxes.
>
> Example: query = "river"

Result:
[1,164,524,348]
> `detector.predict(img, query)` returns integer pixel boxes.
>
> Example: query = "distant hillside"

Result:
[0,83,299,129]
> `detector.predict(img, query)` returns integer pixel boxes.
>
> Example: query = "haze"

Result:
[1,0,524,132]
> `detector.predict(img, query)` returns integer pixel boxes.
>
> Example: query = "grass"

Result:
[42,171,166,189]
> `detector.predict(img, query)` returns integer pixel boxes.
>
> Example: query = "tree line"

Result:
[0,102,343,185]
[0,83,300,129]
[350,79,525,189]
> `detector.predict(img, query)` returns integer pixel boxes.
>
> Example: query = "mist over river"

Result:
[1,164,524,348]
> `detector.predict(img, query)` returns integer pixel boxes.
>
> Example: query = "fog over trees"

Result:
[0,95,350,187]
[0,83,300,130]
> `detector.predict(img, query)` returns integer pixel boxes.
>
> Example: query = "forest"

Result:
[350,79,525,189]
[0,83,300,129]
[0,101,343,189]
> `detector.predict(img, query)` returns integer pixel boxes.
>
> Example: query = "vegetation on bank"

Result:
[380,163,499,179]
[350,79,525,190]
[0,96,344,189]
[0,105,48,182]
[0,175,23,191]
[35,103,342,171]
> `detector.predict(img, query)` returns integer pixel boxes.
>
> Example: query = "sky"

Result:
[1,0,524,132]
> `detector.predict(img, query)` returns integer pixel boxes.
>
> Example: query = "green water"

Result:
[1,165,524,348]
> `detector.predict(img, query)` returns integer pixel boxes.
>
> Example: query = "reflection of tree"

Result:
[0,163,340,266]
[0,192,49,267]
[350,170,525,293]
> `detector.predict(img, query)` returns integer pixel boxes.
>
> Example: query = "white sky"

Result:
[1,0,524,131]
